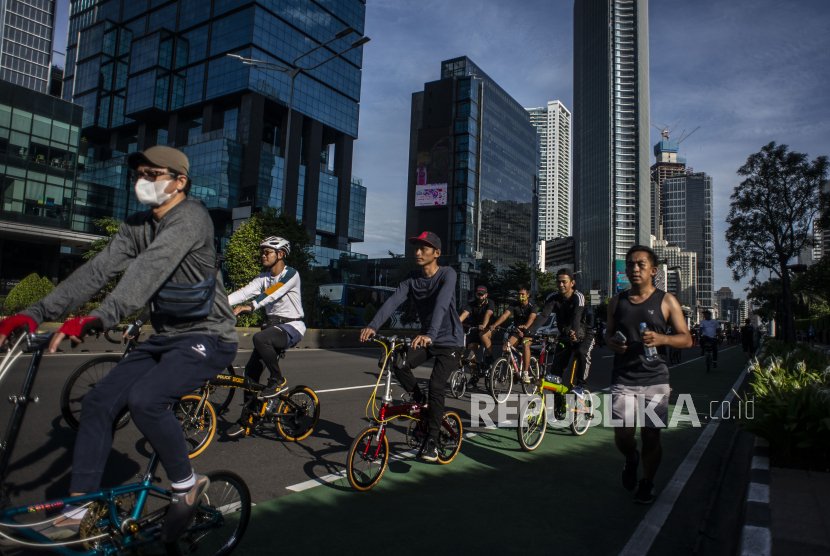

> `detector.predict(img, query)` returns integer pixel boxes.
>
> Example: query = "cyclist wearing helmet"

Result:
[226,236,304,435]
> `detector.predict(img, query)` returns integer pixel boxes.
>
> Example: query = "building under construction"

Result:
[649,119,698,238]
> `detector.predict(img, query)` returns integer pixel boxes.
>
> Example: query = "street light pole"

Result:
[227,28,370,213]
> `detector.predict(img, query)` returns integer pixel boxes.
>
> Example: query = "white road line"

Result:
[315,384,379,394]
[740,525,772,556]
[285,431,479,492]
[618,361,749,556]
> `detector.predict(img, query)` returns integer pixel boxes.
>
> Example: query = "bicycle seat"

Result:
[208,374,266,392]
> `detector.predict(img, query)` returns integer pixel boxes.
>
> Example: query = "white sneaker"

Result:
[521,371,531,383]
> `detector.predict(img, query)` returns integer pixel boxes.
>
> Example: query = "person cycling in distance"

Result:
[359,231,464,462]
[226,236,304,436]
[488,285,538,383]
[458,285,495,369]
[526,268,593,399]
[0,146,238,542]
[699,310,721,367]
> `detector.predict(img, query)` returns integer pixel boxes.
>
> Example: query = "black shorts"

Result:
[509,330,532,345]
[466,328,483,346]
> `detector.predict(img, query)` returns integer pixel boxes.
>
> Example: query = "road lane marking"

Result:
[618,359,749,556]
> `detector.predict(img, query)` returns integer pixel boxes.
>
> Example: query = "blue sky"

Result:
[54,0,830,299]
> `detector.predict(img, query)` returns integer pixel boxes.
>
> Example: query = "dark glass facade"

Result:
[0,78,104,288]
[573,0,650,294]
[405,56,537,270]
[61,0,367,268]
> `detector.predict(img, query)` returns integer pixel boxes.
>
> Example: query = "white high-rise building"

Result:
[0,0,57,93]
[527,100,571,241]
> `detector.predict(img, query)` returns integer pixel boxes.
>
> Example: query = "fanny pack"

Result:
[152,272,217,320]
[261,315,304,330]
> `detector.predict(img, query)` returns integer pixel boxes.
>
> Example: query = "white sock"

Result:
[61,504,88,520]
[171,473,196,492]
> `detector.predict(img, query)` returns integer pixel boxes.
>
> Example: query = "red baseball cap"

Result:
[408,231,442,250]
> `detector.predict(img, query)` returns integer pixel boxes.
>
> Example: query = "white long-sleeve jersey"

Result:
[227,266,306,336]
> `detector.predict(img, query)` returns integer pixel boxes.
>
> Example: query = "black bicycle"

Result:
[60,332,239,431]
[702,338,716,373]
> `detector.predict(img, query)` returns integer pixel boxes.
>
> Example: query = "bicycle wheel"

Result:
[347,425,389,491]
[437,411,463,464]
[489,358,513,404]
[570,389,593,436]
[174,395,216,459]
[60,354,131,431]
[165,470,251,556]
[205,366,237,415]
[706,354,711,373]
[275,386,320,441]
[522,357,540,395]
[517,395,546,451]
[449,368,467,399]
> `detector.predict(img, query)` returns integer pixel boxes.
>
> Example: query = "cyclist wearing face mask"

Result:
[225,236,305,436]
[488,285,538,382]
[0,146,238,542]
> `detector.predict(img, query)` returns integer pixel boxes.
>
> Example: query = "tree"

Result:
[793,256,830,305]
[5,274,55,314]
[725,142,829,343]
[535,269,557,306]
[747,278,782,328]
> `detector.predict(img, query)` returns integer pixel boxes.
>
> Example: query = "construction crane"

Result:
[651,116,699,143]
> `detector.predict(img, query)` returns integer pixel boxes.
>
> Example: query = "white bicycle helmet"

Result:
[260,236,290,256]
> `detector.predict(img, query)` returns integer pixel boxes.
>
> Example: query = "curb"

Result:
[739,436,772,556]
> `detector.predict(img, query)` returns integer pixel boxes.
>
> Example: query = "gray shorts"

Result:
[610,383,671,429]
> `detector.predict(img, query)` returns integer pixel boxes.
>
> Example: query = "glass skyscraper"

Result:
[0,0,58,93]
[406,57,537,273]
[527,100,571,242]
[573,0,650,294]
[661,172,714,311]
[60,0,367,268]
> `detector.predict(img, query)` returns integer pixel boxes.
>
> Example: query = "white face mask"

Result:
[135,178,178,207]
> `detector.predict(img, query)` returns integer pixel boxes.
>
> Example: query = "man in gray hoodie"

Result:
[0,146,238,542]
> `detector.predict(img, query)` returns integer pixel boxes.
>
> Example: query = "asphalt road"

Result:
[0,340,754,555]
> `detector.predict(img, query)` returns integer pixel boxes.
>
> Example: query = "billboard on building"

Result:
[615,259,630,291]
[414,128,450,207]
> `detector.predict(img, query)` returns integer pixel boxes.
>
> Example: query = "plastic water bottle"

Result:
[640,322,659,362]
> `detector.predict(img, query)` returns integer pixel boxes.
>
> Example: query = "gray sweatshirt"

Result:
[23,198,238,343]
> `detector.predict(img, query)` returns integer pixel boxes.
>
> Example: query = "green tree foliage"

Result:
[535,269,557,306]
[5,274,55,314]
[747,278,781,326]
[726,142,829,343]
[83,217,122,261]
[793,256,830,307]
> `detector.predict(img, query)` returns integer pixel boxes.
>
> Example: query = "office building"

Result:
[573,0,651,295]
[0,79,101,292]
[652,234,696,308]
[650,139,687,239]
[720,296,740,324]
[60,0,368,271]
[739,299,747,323]
[0,0,58,93]
[527,100,571,241]
[543,236,576,273]
[662,172,714,311]
[405,56,538,300]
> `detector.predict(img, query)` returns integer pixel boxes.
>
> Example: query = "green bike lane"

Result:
[234,346,748,555]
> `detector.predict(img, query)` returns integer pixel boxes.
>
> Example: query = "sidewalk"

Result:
[770,467,830,555]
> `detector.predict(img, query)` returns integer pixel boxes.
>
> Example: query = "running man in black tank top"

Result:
[605,245,692,505]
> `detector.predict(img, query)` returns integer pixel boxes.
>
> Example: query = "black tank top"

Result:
[612,289,669,385]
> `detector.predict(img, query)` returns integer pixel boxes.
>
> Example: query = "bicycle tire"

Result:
[706,354,711,373]
[570,389,593,436]
[165,470,251,556]
[60,354,131,431]
[449,368,467,399]
[175,395,217,459]
[437,411,463,464]
[522,357,540,395]
[489,358,513,404]
[205,365,237,415]
[517,395,546,451]
[275,386,320,441]
[347,425,389,491]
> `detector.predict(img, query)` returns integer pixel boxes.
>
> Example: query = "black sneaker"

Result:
[622,450,639,491]
[418,438,439,462]
[161,474,210,542]
[259,376,287,398]
[633,478,655,504]
[712,361,718,368]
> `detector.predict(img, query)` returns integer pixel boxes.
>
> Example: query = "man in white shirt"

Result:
[226,237,305,435]
[699,310,721,368]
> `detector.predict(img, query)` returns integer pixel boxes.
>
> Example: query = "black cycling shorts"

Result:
[466,328,484,346]
[509,330,532,345]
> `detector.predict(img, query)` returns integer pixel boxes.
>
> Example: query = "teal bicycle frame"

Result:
[0,333,223,554]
